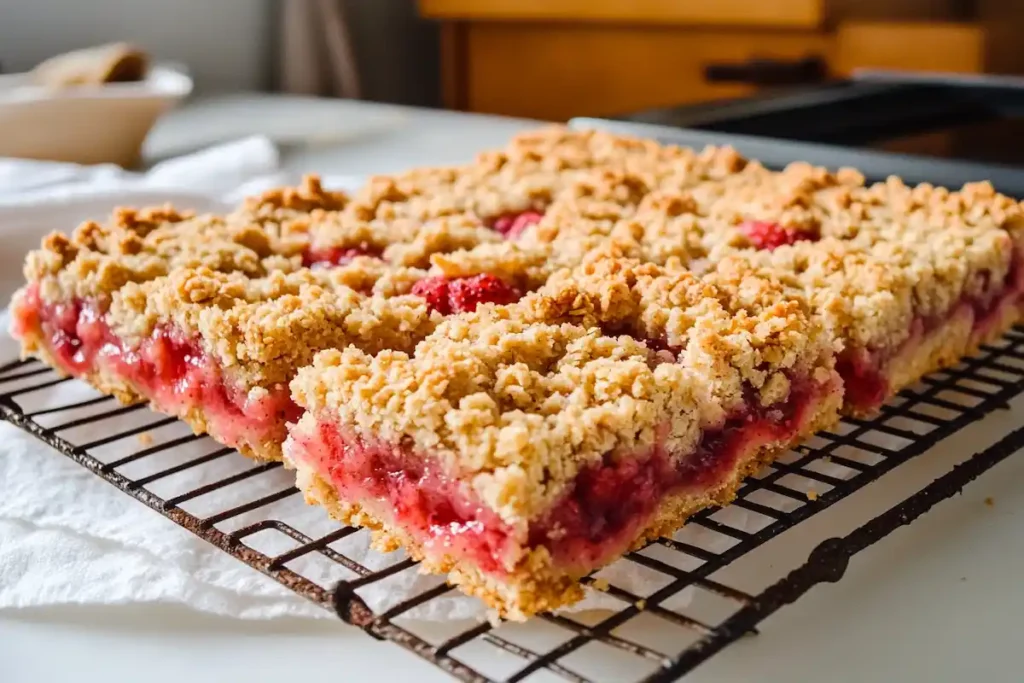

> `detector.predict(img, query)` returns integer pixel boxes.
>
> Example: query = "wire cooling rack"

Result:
[2,328,1024,682]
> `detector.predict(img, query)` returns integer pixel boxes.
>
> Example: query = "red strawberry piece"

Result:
[302,245,380,268]
[53,300,82,337]
[411,275,453,315]
[413,274,521,315]
[739,220,801,251]
[48,300,83,361]
[492,210,544,239]
[447,274,521,313]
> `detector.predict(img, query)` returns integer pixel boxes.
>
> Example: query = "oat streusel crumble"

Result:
[285,256,843,618]
[11,126,1023,617]
[8,180,525,460]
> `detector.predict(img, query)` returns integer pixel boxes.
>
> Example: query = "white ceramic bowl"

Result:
[0,64,193,167]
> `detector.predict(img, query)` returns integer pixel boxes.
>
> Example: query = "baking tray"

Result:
[592,71,1024,195]
[570,116,1024,198]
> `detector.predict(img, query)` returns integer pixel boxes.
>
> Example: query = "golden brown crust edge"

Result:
[291,378,842,621]
[14,319,284,461]
[847,298,1021,419]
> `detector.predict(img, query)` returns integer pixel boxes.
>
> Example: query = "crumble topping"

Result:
[340,127,748,224]
[15,124,1023,616]
[744,231,1013,355]
[382,215,500,268]
[429,241,551,291]
[241,174,349,219]
[290,311,707,528]
[289,254,834,526]
[526,256,831,411]
[106,267,438,386]
[15,124,1023,441]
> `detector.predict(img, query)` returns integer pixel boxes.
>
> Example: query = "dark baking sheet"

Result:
[570,115,1024,198]
[597,72,1024,196]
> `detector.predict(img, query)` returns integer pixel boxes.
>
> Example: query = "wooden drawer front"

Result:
[834,22,985,76]
[421,0,824,29]
[463,24,828,120]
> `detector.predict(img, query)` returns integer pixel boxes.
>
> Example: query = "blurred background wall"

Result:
[0,0,440,105]
[0,0,274,91]
[0,0,1019,120]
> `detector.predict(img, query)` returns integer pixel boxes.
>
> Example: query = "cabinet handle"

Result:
[704,56,828,86]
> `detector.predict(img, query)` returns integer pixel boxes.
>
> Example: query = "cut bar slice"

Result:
[750,228,1021,416]
[11,263,437,460]
[567,167,1024,414]
[11,285,302,450]
[8,191,521,459]
[285,257,843,618]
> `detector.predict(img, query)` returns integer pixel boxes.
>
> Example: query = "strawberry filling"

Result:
[738,220,816,251]
[411,274,522,315]
[835,350,890,414]
[291,422,518,575]
[490,210,544,239]
[527,376,830,571]
[286,373,838,578]
[12,285,300,455]
[302,244,382,269]
[838,259,1024,413]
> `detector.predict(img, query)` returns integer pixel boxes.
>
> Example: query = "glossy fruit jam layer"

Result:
[411,273,522,316]
[302,244,384,269]
[739,220,818,251]
[286,374,837,578]
[13,284,300,456]
[837,260,1024,414]
[490,210,544,239]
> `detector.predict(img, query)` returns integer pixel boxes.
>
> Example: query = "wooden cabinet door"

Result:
[834,22,985,76]
[458,23,828,120]
[422,0,824,28]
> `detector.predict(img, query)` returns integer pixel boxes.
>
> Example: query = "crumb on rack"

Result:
[137,432,154,446]
[984,497,994,507]
[635,599,647,611]
[806,490,818,501]
[486,609,503,628]
[591,578,609,592]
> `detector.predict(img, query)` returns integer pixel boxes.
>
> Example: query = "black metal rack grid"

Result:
[2,328,1024,683]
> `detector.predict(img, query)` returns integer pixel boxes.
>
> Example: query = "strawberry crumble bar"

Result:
[8,180,530,460]
[620,169,1024,414]
[10,126,1024,618]
[285,257,843,618]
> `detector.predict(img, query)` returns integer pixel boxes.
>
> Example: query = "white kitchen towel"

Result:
[0,137,339,620]
[0,140,727,624]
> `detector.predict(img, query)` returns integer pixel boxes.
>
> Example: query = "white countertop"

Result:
[3,95,1022,683]
[141,94,544,176]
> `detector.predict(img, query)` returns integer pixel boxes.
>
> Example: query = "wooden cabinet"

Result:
[833,22,985,76]
[422,0,990,121]
[423,0,824,28]
[451,24,828,120]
